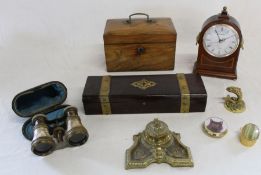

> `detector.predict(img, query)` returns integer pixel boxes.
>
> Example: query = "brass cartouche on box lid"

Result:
[125,119,193,169]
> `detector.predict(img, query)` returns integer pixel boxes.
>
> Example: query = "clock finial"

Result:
[221,6,228,15]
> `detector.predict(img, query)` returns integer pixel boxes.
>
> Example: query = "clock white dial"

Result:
[203,24,240,58]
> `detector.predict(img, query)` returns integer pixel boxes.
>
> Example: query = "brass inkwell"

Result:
[125,119,193,169]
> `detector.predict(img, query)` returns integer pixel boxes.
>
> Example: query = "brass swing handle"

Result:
[126,13,153,23]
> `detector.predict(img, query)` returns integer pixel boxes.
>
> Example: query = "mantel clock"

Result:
[194,7,243,79]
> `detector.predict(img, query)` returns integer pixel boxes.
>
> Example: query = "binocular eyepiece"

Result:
[31,106,89,156]
[31,114,56,156]
[64,106,89,146]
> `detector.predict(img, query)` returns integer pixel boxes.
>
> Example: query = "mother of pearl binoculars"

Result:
[31,106,89,156]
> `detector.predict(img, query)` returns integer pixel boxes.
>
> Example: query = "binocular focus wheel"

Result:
[31,137,55,156]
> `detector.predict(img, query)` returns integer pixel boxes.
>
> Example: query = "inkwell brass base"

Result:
[125,119,193,169]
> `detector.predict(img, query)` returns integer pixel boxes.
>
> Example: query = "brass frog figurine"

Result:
[125,119,193,169]
[224,86,245,113]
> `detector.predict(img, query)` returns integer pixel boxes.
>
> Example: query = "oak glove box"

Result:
[82,74,207,115]
[103,13,177,72]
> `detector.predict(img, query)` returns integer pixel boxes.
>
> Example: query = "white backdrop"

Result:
[0,0,261,175]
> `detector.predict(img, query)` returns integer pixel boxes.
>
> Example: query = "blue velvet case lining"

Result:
[12,82,67,117]
[11,81,68,140]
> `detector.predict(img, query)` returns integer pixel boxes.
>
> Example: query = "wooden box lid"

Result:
[104,14,177,44]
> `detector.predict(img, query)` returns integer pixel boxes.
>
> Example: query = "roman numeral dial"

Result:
[203,24,240,58]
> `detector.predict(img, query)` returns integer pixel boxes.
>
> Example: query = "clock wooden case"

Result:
[194,7,243,79]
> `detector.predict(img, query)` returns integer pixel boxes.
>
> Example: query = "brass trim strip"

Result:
[177,74,190,113]
[99,76,112,114]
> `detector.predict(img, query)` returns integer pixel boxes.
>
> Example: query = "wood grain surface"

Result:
[105,43,175,71]
[104,18,176,44]
[82,74,207,114]
[103,17,177,71]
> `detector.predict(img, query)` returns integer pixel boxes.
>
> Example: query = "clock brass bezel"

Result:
[202,24,240,58]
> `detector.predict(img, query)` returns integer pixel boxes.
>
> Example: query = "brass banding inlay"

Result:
[99,76,112,114]
[177,74,190,113]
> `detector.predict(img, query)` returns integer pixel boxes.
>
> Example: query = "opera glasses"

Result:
[31,114,56,156]
[64,106,89,146]
[31,106,89,156]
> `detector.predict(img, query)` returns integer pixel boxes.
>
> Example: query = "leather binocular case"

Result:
[31,106,89,156]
